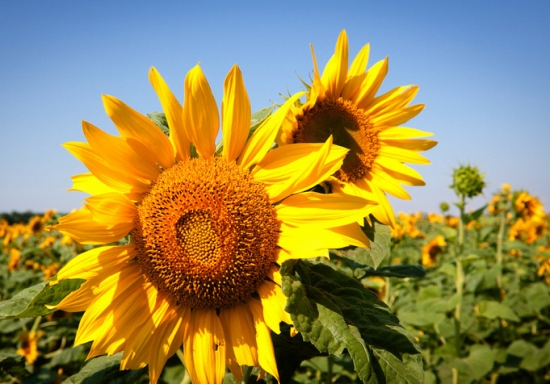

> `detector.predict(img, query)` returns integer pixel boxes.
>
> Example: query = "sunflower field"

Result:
[1,30,550,384]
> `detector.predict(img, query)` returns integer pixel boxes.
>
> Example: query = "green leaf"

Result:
[271,324,326,384]
[520,283,550,312]
[0,279,85,320]
[462,204,487,223]
[250,105,276,130]
[146,112,169,136]
[62,353,148,384]
[338,219,391,269]
[360,265,426,279]
[282,260,420,383]
[458,345,496,380]
[477,300,520,322]
[373,349,423,384]
[0,352,31,379]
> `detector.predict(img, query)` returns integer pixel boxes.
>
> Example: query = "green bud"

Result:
[439,202,450,213]
[450,164,486,198]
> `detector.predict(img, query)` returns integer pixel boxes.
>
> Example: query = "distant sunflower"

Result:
[17,330,44,364]
[421,235,446,267]
[50,65,375,383]
[280,30,436,227]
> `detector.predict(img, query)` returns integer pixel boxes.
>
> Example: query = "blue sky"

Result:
[1,1,549,216]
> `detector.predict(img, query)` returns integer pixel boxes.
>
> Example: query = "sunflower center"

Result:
[293,98,380,183]
[133,157,280,309]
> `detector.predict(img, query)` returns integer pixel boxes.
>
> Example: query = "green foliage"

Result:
[281,260,422,383]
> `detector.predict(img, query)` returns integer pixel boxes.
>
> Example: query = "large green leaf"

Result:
[0,279,85,320]
[373,349,423,384]
[281,260,420,383]
[62,353,148,384]
[360,265,426,279]
[0,352,31,380]
[477,300,520,322]
[337,220,392,269]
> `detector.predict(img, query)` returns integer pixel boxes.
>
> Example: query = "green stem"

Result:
[241,366,254,384]
[326,356,333,384]
[454,245,464,355]
[496,211,505,289]
[457,194,466,255]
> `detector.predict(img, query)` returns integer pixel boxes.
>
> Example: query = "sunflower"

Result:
[49,64,376,383]
[17,330,44,364]
[279,30,436,227]
[421,235,446,267]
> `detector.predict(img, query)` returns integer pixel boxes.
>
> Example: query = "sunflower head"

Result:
[280,30,437,228]
[50,63,376,383]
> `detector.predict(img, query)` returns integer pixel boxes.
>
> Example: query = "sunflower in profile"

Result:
[49,64,376,383]
[279,30,437,227]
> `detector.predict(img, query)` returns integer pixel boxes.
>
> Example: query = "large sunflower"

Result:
[279,30,437,227]
[50,64,376,383]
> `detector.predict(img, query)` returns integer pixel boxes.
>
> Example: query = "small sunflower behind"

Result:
[421,235,446,268]
[279,30,436,227]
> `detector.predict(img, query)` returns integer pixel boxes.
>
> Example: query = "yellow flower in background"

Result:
[17,330,44,364]
[8,248,21,271]
[515,192,544,221]
[279,30,436,227]
[0,219,8,238]
[421,235,446,267]
[49,64,376,383]
[28,215,45,235]
[41,263,59,280]
[39,236,57,250]
[427,213,444,224]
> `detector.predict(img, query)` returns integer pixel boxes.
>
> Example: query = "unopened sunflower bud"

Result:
[451,164,486,198]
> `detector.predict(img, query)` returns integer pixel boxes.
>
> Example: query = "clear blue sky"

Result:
[1,1,549,215]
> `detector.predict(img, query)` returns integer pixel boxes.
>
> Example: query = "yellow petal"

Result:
[84,193,137,227]
[121,295,174,370]
[253,137,348,203]
[74,265,145,345]
[374,157,425,186]
[365,85,419,117]
[63,142,151,194]
[381,139,438,152]
[247,298,279,381]
[378,127,434,140]
[370,167,411,200]
[278,223,369,258]
[378,145,431,164]
[148,305,188,384]
[88,280,159,357]
[102,95,174,169]
[56,244,136,281]
[238,92,304,170]
[222,65,251,162]
[308,43,326,102]
[183,309,226,384]
[321,30,348,98]
[182,65,219,159]
[219,303,258,367]
[355,57,389,109]
[69,173,117,196]
[341,42,371,100]
[358,179,396,228]
[54,280,94,312]
[277,241,328,262]
[349,42,370,77]
[149,67,190,162]
[275,192,374,228]
[52,207,131,245]
[82,121,160,181]
[257,281,291,333]
[370,104,424,127]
